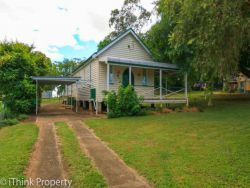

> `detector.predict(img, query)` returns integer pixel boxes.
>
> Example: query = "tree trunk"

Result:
[207,81,214,106]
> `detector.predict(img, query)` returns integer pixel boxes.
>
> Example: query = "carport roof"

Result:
[31,76,81,84]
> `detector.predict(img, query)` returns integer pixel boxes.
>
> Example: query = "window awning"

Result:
[106,57,179,71]
[31,76,81,85]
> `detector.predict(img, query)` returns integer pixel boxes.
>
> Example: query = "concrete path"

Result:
[70,120,150,188]
[26,118,67,188]
[26,103,150,188]
[25,103,85,188]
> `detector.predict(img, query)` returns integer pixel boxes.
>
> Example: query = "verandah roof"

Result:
[106,57,179,71]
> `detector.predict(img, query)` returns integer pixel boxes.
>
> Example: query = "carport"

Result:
[31,76,81,115]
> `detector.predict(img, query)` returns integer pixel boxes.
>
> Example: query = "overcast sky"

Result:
[0,0,155,61]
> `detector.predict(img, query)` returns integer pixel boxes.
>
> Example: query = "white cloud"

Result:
[74,44,86,50]
[46,51,65,61]
[0,0,155,60]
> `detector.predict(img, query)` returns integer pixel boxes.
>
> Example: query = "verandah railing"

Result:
[135,86,187,100]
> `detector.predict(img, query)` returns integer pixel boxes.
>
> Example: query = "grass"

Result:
[42,98,61,105]
[55,122,107,188]
[0,123,38,187]
[85,100,250,187]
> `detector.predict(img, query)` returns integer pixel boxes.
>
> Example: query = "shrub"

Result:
[3,108,16,119]
[0,118,19,126]
[17,114,28,121]
[104,85,143,118]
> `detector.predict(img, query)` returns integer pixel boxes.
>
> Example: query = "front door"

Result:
[122,68,134,87]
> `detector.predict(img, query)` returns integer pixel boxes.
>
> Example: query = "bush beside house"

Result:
[104,85,143,118]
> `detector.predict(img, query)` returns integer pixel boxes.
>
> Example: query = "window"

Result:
[109,65,114,84]
[128,41,135,50]
[142,69,148,85]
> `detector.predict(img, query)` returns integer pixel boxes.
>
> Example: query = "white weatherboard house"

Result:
[67,28,189,114]
[32,28,188,115]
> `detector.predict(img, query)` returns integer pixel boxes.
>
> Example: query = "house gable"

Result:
[98,32,153,61]
[72,28,153,74]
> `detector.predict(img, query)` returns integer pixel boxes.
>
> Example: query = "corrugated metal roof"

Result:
[31,76,81,84]
[107,57,179,70]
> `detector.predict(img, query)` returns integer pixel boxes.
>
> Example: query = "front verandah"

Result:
[105,58,188,106]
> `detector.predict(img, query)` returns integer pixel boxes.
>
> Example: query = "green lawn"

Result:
[55,122,107,188]
[42,98,61,105]
[85,100,250,187]
[0,123,38,187]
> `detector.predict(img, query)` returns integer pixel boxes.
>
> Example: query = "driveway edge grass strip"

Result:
[0,123,38,188]
[55,122,108,188]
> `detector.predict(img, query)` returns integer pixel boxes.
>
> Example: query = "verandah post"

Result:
[159,69,162,100]
[166,72,167,96]
[129,66,132,85]
[185,72,189,106]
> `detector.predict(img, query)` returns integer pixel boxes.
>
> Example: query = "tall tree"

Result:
[54,58,81,95]
[55,58,80,76]
[109,0,151,33]
[98,0,151,50]
[157,0,249,105]
[0,41,52,113]
[239,42,250,77]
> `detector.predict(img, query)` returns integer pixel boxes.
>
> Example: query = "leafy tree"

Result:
[157,0,249,105]
[143,17,172,62]
[98,0,151,50]
[109,0,151,33]
[55,58,80,76]
[0,41,52,113]
[97,31,117,50]
[239,42,250,77]
[54,58,81,95]
[143,9,197,90]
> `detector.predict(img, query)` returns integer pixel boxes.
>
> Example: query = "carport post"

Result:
[107,63,110,91]
[36,80,38,115]
[107,63,110,113]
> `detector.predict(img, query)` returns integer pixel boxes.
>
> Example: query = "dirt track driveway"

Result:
[26,103,150,188]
